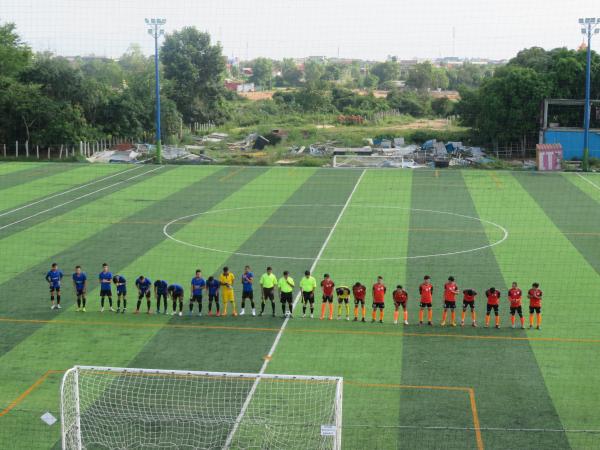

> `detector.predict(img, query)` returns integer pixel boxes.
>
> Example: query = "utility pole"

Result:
[146,18,166,164]
[579,17,599,171]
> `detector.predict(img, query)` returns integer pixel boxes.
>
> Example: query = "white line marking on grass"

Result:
[163,204,508,261]
[0,166,164,232]
[576,173,600,191]
[222,170,366,449]
[0,165,143,218]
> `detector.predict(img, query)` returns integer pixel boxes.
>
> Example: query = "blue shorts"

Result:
[117,288,127,296]
[100,289,112,297]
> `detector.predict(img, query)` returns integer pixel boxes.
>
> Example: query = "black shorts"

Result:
[100,289,112,297]
[302,291,314,303]
[139,291,151,299]
[372,302,385,309]
[49,286,60,293]
[354,298,365,305]
[156,292,167,300]
[323,295,333,303]
[191,294,203,302]
[420,302,432,308]
[242,291,254,300]
[280,292,293,303]
[394,301,407,309]
[338,298,349,304]
[510,306,523,315]
[172,294,183,301]
[209,294,219,302]
[76,289,85,296]
[263,287,274,301]
[444,301,456,309]
[529,306,541,314]
[486,304,499,314]
[463,300,475,310]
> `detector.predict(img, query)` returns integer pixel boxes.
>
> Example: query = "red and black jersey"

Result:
[393,289,408,303]
[486,289,501,306]
[353,284,366,300]
[508,288,522,307]
[321,279,335,296]
[419,283,433,303]
[372,283,386,303]
[463,289,477,302]
[444,282,458,302]
[528,288,543,308]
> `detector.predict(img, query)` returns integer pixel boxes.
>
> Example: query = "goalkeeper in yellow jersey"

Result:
[219,266,237,317]
[336,285,351,321]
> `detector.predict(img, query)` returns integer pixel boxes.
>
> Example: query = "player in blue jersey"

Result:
[154,279,169,314]
[72,266,87,312]
[190,270,206,316]
[45,263,64,310]
[113,274,127,313]
[135,275,152,314]
[207,276,220,316]
[98,263,114,312]
[241,265,256,316]
[168,284,184,316]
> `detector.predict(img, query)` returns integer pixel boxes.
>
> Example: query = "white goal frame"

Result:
[61,365,343,450]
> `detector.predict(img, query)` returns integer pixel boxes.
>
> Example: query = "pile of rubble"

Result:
[87,143,214,164]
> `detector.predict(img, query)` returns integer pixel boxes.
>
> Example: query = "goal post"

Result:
[61,366,343,450]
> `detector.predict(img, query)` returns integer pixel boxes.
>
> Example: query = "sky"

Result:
[1,0,599,61]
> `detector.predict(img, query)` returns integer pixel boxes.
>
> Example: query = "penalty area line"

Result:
[222,169,365,449]
[576,173,600,191]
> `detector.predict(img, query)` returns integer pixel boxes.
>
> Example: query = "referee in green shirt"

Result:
[278,271,295,318]
[299,270,317,318]
[259,267,278,317]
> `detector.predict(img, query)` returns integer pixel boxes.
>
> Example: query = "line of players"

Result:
[45,263,543,329]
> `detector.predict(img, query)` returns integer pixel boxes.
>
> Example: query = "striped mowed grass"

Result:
[0,163,599,449]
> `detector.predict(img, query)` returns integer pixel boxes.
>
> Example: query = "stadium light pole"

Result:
[146,18,166,164]
[579,18,600,171]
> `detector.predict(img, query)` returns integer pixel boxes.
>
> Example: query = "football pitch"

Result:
[0,162,599,449]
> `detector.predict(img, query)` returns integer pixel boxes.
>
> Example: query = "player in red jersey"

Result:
[528,282,543,330]
[418,275,433,326]
[461,288,478,327]
[508,282,525,329]
[392,285,408,325]
[372,276,386,323]
[320,274,335,320]
[485,287,501,328]
[441,276,459,327]
[352,282,367,322]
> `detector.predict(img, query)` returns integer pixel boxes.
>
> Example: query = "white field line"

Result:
[0,165,143,218]
[222,169,366,449]
[0,166,164,232]
[576,173,600,191]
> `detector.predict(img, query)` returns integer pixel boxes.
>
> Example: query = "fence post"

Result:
[3,143,6,157]
[47,147,51,159]
[59,145,63,159]
[36,145,39,159]
[25,140,29,158]
[16,141,18,158]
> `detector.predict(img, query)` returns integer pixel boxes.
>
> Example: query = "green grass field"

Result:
[0,162,599,449]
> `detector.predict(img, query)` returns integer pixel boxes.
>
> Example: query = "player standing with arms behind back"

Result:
[259,267,277,317]
[299,270,317,318]
[528,282,543,330]
[441,276,459,327]
[98,263,114,312]
[190,270,206,316]
[45,263,63,310]
[278,271,295,318]
[372,276,386,323]
[508,282,525,329]
[240,266,255,316]
[72,265,87,312]
[320,274,335,320]
[418,275,433,326]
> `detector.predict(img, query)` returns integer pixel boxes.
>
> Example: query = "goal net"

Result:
[61,366,343,450]
[332,155,416,169]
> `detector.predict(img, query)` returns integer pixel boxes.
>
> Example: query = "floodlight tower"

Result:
[146,18,166,164]
[579,17,600,171]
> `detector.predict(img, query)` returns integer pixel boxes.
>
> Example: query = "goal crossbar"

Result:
[61,365,343,450]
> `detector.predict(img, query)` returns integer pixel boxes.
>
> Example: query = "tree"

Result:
[386,90,429,117]
[304,60,325,84]
[370,61,400,87]
[406,62,434,90]
[280,58,302,86]
[250,57,273,89]
[161,27,228,124]
[431,97,454,117]
[0,22,31,78]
